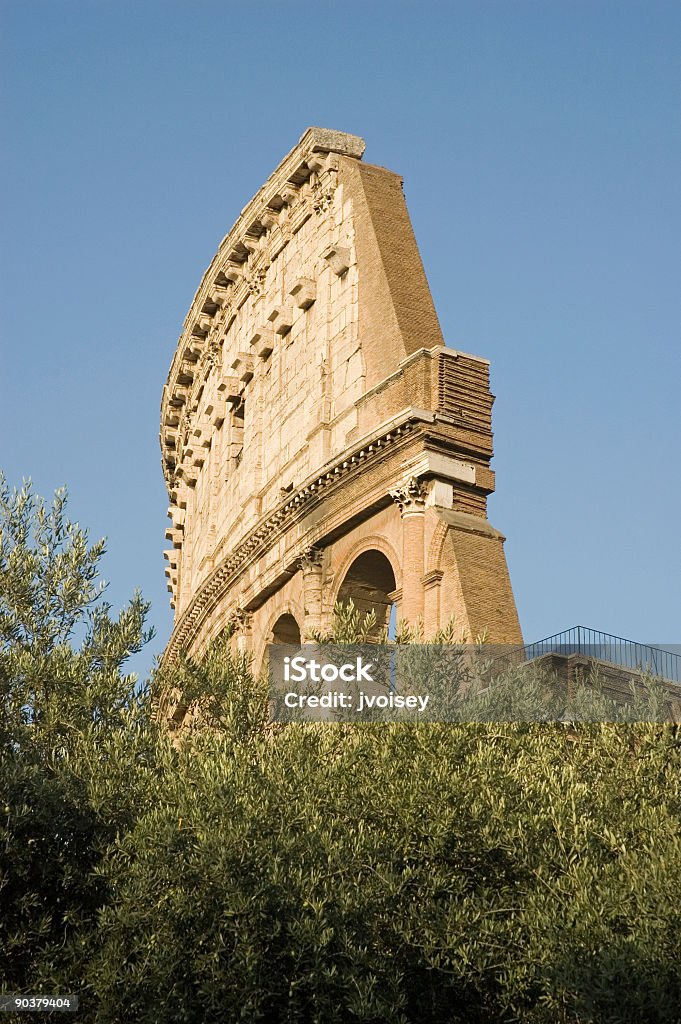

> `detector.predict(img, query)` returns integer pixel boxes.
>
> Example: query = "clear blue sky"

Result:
[2,1,679,679]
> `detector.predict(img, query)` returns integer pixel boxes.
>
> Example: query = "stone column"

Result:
[390,477,427,629]
[298,547,324,640]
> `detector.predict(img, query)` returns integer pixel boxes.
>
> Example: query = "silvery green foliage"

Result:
[0,474,159,994]
[91,715,681,1024]
[91,606,681,1023]
[3,482,679,1022]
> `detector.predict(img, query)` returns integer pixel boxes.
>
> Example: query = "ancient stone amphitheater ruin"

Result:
[160,128,522,674]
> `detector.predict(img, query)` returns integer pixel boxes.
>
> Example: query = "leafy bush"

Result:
[88,699,681,1023]
[0,475,161,993]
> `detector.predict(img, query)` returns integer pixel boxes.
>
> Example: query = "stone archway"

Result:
[271,612,301,646]
[336,549,397,639]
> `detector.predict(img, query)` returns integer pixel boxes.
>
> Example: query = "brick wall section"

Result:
[340,157,444,392]
[438,352,493,435]
[438,509,522,643]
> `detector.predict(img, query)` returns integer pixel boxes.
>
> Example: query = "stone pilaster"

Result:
[390,477,427,627]
[422,570,444,636]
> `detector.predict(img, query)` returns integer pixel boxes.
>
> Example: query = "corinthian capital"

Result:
[390,477,427,516]
[230,606,252,632]
[298,546,323,572]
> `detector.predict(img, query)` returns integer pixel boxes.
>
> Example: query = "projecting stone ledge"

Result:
[302,127,365,159]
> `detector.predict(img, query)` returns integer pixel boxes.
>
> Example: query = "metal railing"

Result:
[520,626,681,685]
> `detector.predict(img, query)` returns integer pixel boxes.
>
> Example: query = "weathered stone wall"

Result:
[159,128,522,696]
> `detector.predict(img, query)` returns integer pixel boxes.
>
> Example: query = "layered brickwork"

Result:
[159,128,521,702]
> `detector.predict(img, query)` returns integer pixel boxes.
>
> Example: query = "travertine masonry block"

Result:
[290,278,316,309]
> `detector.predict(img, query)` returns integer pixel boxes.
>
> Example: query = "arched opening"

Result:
[336,550,397,640]
[271,612,301,646]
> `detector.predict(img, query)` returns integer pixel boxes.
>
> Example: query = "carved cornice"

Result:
[162,420,412,665]
[312,179,335,215]
[160,128,365,490]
